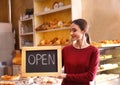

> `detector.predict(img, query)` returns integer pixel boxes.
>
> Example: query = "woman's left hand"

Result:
[57,73,67,79]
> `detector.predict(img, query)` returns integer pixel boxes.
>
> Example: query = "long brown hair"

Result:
[72,19,90,44]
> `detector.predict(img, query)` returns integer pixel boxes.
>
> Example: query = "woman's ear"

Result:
[85,25,89,32]
[84,28,88,33]
[82,29,87,34]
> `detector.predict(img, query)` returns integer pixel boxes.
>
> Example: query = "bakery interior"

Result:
[0,0,120,85]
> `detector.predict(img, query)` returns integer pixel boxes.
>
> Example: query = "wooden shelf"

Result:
[20,32,33,36]
[100,57,112,61]
[98,67,118,72]
[34,0,82,46]
[36,27,70,33]
[20,17,33,22]
[35,5,71,16]
[18,17,34,49]
[98,65,118,72]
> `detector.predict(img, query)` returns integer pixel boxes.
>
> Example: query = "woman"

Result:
[60,19,99,85]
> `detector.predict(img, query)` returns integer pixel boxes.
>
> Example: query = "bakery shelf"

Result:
[20,17,33,22]
[100,55,113,61]
[98,67,118,73]
[101,44,120,47]
[35,5,71,16]
[100,57,113,61]
[98,65,118,73]
[99,45,120,51]
[36,27,70,33]
[34,0,82,46]
[20,32,33,36]
[18,17,34,49]
[95,74,120,84]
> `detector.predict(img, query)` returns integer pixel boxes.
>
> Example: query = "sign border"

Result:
[21,46,62,77]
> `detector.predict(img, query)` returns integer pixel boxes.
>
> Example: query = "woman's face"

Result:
[70,23,84,41]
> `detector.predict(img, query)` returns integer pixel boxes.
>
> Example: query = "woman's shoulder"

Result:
[89,45,99,51]
[62,44,72,50]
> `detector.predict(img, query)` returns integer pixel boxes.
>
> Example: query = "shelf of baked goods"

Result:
[99,55,113,61]
[98,53,120,72]
[98,63,119,72]
[34,0,82,46]
[34,0,71,16]
[95,73,120,84]
[91,40,120,48]
[35,5,71,16]
[35,27,71,46]
[35,18,71,46]
[0,75,62,85]
[37,35,71,46]
[35,21,71,32]
[36,27,70,33]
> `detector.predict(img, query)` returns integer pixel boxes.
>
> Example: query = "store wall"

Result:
[11,0,33,49]
[0,0,9,22]
[82,0,120,42]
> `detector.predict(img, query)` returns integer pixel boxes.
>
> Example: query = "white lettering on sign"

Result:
[28,55,36,65]
[28,53,56,65]
[48,54,55,65]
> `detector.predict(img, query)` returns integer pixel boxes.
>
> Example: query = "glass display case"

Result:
[95,46,120,85]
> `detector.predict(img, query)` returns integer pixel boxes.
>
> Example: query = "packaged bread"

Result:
[12,50,21,65]
[1,75,20,80]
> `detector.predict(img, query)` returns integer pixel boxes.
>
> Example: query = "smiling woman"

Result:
[60,19,99,85]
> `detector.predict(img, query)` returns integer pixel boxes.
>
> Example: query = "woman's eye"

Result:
[70,28,77,32]
[72,29,77,32]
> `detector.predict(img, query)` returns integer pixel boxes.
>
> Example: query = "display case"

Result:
[95,46,120,85]
[18,17,34,49]
[33,0,82,46]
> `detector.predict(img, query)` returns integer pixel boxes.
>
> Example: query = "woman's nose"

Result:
[70,31,73,35]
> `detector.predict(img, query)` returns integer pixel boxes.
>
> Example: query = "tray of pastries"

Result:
[0,75,62,85]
